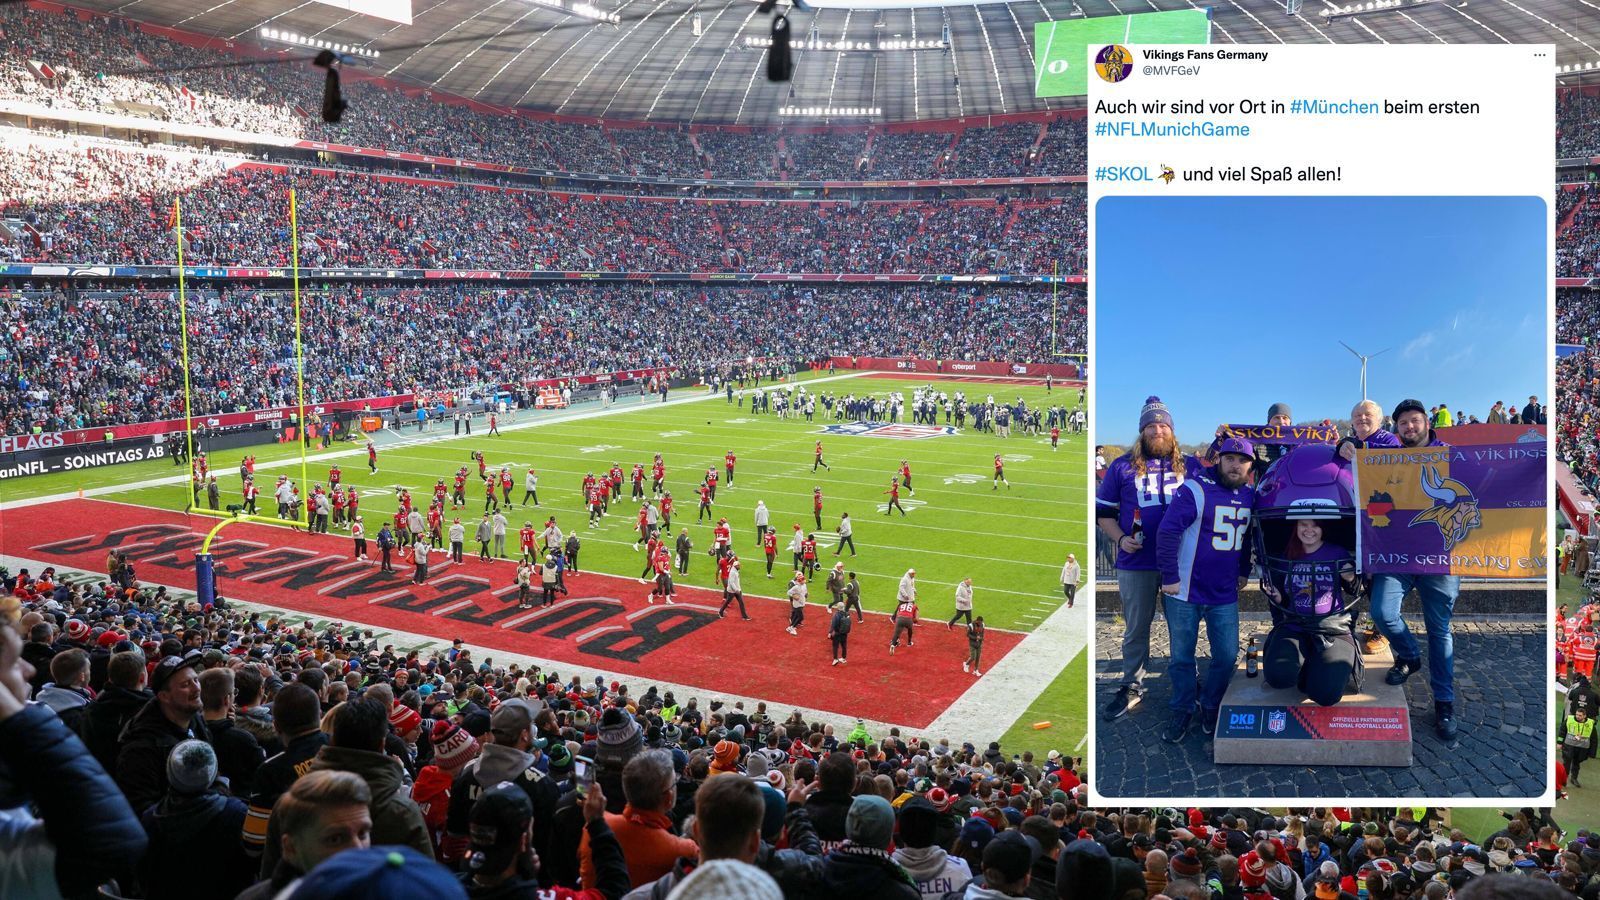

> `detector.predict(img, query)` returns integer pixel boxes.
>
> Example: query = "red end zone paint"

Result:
[5,499,1020,728]
[858,373,1081,387]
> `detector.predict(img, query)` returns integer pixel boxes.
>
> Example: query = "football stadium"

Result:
[0,0,1595,896]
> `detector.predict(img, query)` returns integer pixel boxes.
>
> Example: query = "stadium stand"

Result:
[0,283,1085,434]
[0,141,1084,274]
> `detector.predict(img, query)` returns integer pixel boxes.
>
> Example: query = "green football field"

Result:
[2,372,1091,754]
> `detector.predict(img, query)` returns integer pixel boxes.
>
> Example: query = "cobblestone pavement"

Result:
[1093,616,1548,801]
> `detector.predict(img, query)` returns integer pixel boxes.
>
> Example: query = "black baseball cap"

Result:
[984,831,1041,882]
[150,651,203,693]
[467,783,532,874]
[1391,399,1427,422]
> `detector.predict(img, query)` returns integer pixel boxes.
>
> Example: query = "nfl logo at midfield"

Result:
[1267,710,1287,734]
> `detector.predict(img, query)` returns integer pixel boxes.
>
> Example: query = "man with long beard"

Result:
[1096,396,1205,721]
[1156,439,1257,742]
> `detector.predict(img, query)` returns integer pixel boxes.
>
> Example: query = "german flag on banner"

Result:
[1355,442,1546,578]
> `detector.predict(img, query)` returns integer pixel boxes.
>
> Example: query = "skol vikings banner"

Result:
[1355,443,1546,578]
[1221,424,1341,446]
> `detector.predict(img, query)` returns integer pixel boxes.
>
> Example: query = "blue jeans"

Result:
[1369,573,1458,704]
[1117,568,1163,688]
[1163,596,1240,715]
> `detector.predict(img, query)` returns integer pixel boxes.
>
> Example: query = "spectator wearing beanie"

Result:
[285,845,465,900]
[413,719,480,850]
[710,739,743,777]
[787,793,919,900]
[259,696,432,876]
[243,683,328,858]
[1057,838,1116,900]
[667,859,784,900]
[589,706,645,815]
[1170,846,1206,885]
[581,748,697,890]
[893,797,972,897]
[138,739,253,899]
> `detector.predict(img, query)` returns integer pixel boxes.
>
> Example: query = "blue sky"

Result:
[1094,195,1547,441]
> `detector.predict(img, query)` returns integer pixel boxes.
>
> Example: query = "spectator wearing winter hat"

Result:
[581,748,697,890]
[590,706,645,814]
[710,739,743,777]
[238,770,373,900]
[1098,395,1204,723]
[287,845,466,900]
[787,793,919,900]
[244,683,329,857]
[412,719,480,851]
[893,796,972,898]
[138,739,253,899]
[260,696,432,876]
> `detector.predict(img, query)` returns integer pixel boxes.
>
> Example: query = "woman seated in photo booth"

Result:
[1253,443,1367,707]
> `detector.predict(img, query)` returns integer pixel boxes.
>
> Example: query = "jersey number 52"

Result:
[1211,506,1249,551]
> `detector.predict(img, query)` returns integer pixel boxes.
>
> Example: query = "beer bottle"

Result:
[1246,635,1259,678]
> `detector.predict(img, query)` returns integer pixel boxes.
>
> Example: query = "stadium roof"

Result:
[73,0,1600,125]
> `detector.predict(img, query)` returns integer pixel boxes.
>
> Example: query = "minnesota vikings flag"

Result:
[1355,443,1546,578]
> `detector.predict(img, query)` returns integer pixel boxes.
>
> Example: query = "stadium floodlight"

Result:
[259,26,380,58]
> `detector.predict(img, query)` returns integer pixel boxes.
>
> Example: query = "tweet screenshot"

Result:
[1087,45,1555,805]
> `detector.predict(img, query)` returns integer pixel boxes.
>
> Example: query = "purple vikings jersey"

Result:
[1156,475,1256,607]
[1096,453,1204,571]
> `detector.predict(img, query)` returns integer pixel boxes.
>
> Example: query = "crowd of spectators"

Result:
[0,143,1085,274]
[3,566,1597,899]
[1558,89,1600,160]
[1559,184,1598,278]
[0,281,1082,434]
[0,5,1086,182]
[1558,289,1600,494]
[780,131,870,180]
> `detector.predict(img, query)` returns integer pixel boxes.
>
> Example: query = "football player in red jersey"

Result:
[993,453,1010,490]
[499,467,514,508]
[705,467,719,502]
[697,482,714,522]
[651,455,666,498]
[762,528,778,578]
[631,464,646,501]
[452,469,467,508]
[1051,425,1061,451]
[660,491,674,532]
[899,460,914,495]
[813,487,825,530]
[883,479,906,517]
[724,450,737,486]
[812,440,830,472]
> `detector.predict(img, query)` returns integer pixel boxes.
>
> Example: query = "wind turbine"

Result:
[1339,341,1389,400]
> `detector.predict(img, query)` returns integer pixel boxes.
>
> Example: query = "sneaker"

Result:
[973,669,982,676]
[1161,711,1193,744]
[831,658,840,666]
[889,644,897,655]
[1385,657,1422,686]
[665,598,675,605]
[1103,685,1143,721]
[742,616,752,621]
[1200,706,1219,737]
[786,626,797,635]
[1435,701,1458,742]
[962,660,969,673]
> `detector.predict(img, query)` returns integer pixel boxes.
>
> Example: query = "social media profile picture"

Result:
[1096,45,1134,84]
